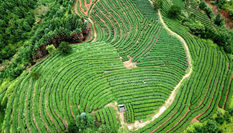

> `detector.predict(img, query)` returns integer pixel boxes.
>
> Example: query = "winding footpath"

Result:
[74,0,97,42]
[118,9,193,132]
[73,0,193,131]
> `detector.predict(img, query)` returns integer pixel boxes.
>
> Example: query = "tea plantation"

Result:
[0,0,232,132]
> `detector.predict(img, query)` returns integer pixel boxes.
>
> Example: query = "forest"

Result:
[0,0,87,82]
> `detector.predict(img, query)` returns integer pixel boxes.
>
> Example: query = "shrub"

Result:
[68,113,95,133]
[199,1,207,10]
[199,1,214,18]
[153,0,163,10]
[168,5,181,19]
[214,14,224,26]
[46,45,56,54]
[31,71,40,80]
[217,0,227,9]
[205,6,214,18]
[229,10,233,20]
[224,45,232,54]
[96,125,113,133]
[58,42,72,55]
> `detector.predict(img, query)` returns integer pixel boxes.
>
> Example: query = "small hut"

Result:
[118,104,126,112]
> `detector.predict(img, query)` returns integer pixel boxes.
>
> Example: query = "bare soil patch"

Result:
[123,55,137,69]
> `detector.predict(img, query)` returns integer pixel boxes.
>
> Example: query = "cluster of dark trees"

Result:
[168,5,182,19]
[183,20,233,53]
[67,113,113,133]
[199,1,215,18]
[199,1,225,26]
[0,0,86,83]
[191,1,233,53]
[185,108,233,133]
[152,0,162,10]
[0,0,37,62]
[214,0,233,20]
[163,1,233,54]
[32,13,85,59]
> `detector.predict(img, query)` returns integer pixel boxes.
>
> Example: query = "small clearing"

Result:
[108,5,193,132]
[123,55,137,69]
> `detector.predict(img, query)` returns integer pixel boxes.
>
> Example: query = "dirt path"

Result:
[74,0,97,42]
[111,7,193,132]
[72,0,193,131]
[158,10,192,67]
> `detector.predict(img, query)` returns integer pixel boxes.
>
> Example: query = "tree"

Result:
[76,113,95,130]
[58,42,72,55]
[23,21,31,32]
[229,10,233,20]
[31,71,40,80]
[224,45,232,54]
[205,7,214,18]
[96,125,113,133]
[204,120,217,133]
[68,113,95,133]
[217,0,227,9]
[199,1,207,10]
[46,44,56,54]
[168,5,181,19]
[153,0,163,10]
[214,14,224,26]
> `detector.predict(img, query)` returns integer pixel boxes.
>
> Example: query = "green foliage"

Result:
[68,113,95,132]
[214,14,224,26]
[199,1,207,10]
[185,120,219,133]
[201,39,218,48]
[46,45,56,54]
[185,108,233,133]
[0,0,36,62]
[224,45,232,54]
[182,18,205,35]
[181,9,233,54]
[205,6,214,18]
[168,5,182,19]
[217,0,227,9]
[96,125,112,133]
[198,1,214,18]
[2,42,119,132]
[0,110,5,132]
[58,42,72,55]
[1,0,232,133]
[76,113,95,130]
[133,0,159,21]
[95,107,120,132]
[152,0,163,10]
[0,0,85,83]
[137,0,232,132]
[230,10,233,20]
[30,71,40,80]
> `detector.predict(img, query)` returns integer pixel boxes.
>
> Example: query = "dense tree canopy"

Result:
[68,113,114,133]
[0,0,85,83]
[58,42,72,55]
[0,0,37,62]
[168,5,182,19]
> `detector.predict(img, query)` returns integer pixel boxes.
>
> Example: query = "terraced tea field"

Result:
[0,0,232,132]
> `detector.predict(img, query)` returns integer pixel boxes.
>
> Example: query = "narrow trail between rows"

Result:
[107,9,194,132]
[74,0,97,42]
[73,0,193,131]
